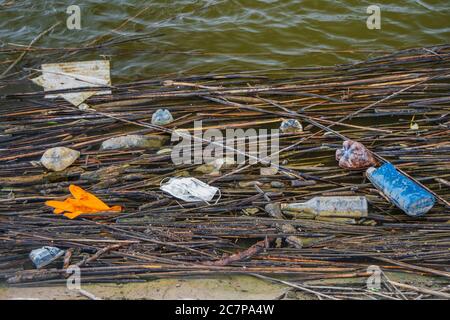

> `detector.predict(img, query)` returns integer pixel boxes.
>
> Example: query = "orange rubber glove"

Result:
[45,184,121,219]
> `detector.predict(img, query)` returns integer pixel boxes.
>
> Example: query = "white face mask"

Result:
[160,177,220,204]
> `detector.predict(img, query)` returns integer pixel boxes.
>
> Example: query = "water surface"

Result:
[1,0,449,80]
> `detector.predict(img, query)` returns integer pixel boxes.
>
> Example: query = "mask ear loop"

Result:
[159,176,171,187]
[201,188,221,206]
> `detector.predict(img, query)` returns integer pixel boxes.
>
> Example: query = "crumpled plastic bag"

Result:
[45,184,121,219]
[29,246,65,269]
[160,177,220,203]
[335,140,377,170]
[100,134,167,150]
[280,119,303,133]
[152,108,174,126]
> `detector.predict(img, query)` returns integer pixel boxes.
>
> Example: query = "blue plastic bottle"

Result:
[366,163,435,217]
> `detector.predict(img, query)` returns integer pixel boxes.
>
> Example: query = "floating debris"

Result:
[238,181,263,188]
[45,184,122,219]
[78,103,91,111]
[40,147,80,172]
[29,246,65,269]
[410,115,420,130]
[265,203,284,219]
[280,224,303,248]
[367,163,436,216]
[279,119,303,133]
[157,148,172,155]
[260,166,278,176]
[152,109,174,126]
[1,44,449,298]
[281,196,368,218]
[195,157,235,175]
[243,207,259,215]
[336,140,377,170]
[100,134,167,150]
[290,180,316,187]
[31,60,111,106]
[194,164,219,175]
[410,123,419,130]
[271,181,285,188]
[160,177,219,203]
[209,157,235,170]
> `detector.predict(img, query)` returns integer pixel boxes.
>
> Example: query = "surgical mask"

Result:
[160,177,220,204]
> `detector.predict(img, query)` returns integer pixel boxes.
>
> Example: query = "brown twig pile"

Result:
[0,44,449,300]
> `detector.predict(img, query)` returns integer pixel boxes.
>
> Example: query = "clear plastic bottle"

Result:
[281,196,368,218]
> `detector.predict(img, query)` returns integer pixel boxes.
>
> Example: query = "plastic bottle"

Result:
[281,196,368,218]
[366,163,435,217]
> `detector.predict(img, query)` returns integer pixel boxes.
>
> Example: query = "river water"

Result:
[1,0,449,80]
[0,1,449,299]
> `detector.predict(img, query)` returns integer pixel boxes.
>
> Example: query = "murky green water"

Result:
[1,0,449,80]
